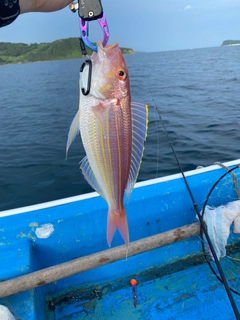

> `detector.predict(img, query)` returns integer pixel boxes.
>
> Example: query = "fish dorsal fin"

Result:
[66,110,80,158]
[80,156,106,200]
[126,102,148,201]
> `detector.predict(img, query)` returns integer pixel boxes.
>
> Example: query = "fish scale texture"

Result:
[52,262,238,320]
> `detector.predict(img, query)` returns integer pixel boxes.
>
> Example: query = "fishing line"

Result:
[151,97,240,320]
[153,101,161,180]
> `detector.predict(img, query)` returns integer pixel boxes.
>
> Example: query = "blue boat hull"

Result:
[0,160,240,319]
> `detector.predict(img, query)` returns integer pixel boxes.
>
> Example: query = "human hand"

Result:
[19,0,73,14]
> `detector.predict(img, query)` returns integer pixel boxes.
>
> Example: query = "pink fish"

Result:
[67,42,148,247]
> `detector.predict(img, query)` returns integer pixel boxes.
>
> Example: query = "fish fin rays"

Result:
[126,102,148,201]
[66,110,80,159]
[80,156,105,199]
[107,208,129,247]
[91,103,106,124]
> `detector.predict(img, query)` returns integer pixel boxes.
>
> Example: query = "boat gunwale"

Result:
[0,159,239,218]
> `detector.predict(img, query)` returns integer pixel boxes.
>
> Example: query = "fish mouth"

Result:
[97,41,119,52]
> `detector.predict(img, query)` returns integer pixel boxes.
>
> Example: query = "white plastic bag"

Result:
[202,200,240,259]
[0,305,15,320]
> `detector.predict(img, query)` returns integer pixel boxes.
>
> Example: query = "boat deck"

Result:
[1,160,240,319]
[46,254,238,320]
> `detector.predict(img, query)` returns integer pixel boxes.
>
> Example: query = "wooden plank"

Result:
[0,222,200,298]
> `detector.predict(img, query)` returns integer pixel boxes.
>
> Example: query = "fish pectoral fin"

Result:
[126,102,148,201]
[80,156,105,199]
[66,110,80,159]
[91,103,108,124]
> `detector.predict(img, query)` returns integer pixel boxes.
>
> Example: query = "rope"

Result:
[214,162,240,200]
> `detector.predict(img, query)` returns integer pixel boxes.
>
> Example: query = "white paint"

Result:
[0,305,15,320]
[136,159,240,188]
[35,224,54,239]
[0,159,239,218]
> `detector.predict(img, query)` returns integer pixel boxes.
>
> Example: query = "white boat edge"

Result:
[1,159,239,218]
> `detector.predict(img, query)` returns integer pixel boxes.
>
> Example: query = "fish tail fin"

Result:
[107,207,129,248]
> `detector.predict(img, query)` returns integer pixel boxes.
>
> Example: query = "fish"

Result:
[66,41,148,247]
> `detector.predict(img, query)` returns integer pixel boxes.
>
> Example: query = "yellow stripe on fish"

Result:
[66,42,148,247]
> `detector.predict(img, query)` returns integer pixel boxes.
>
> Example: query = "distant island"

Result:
[222,40,240,46]
[0,38,135,65]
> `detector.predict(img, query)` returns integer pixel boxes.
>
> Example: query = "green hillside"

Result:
[222,40,240,46]
[0,38,135,65]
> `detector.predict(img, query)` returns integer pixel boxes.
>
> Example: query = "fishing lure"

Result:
[130,279,138,308]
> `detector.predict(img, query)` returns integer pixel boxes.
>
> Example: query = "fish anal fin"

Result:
[80,156,105,199]
[126,102,148,201]
[66,110,80,159]
[107,207,129,248]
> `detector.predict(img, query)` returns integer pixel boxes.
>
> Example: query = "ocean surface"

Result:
[1,46,240,211]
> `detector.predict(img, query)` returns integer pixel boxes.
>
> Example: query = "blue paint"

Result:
[0,162,240,319]
[95,263,237,320]
[0,290,45,320]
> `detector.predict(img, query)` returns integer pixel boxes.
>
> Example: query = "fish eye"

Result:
[117,67,127,80]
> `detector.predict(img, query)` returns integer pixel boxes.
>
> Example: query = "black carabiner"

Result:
[80,59,92,96]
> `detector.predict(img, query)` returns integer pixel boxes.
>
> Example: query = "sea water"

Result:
[0,45,240,211]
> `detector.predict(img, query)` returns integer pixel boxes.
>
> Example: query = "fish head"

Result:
[81,42,130,101]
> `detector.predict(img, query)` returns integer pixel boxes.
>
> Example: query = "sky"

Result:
[1,0,240,52]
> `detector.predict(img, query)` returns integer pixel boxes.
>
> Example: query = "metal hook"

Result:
[80,59,92,96]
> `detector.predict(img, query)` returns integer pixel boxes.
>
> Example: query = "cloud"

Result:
[184,5,192,11]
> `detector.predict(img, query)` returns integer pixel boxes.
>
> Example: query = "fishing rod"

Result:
[152,99,240,320]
